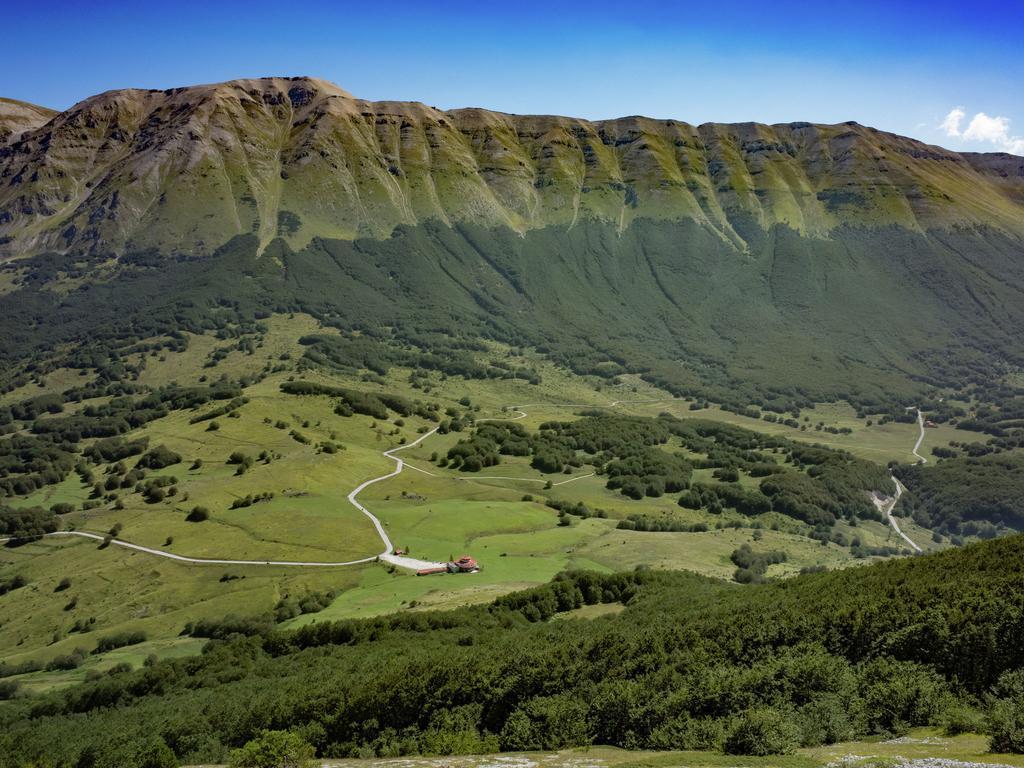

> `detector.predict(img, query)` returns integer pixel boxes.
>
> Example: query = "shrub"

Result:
[0,505,58,540]
[0,574,28,596]
[859,657,950,735]
[93,630,147,654]
[723,707,801,755]
[938,704,985,736]
[796,695,859,745]
[132,738,177,768]
[45,648,86,671]
[135,445,181,470]
[144,485,165,503]
[186,506,210,522]
[229,729,316,768]
[988,670,1024,753]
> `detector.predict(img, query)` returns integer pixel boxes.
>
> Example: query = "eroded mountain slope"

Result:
[2,76,1022,258]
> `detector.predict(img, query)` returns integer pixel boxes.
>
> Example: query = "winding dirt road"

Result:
[0,429,446,571]
[911,407,928,465]
[873,407,926,553]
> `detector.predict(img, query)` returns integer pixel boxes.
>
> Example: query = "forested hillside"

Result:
[3,218,1024,412]
[1,535,1022,766]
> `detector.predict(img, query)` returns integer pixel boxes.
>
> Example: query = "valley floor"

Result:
[0,315,991,681]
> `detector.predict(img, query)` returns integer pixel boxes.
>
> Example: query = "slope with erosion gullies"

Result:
[2,76,1024,259]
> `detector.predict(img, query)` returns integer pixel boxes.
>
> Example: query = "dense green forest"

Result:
[1,536,1022,766]
[896,453,1024,536]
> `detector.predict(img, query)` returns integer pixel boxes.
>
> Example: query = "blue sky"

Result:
[5,0,1023,154]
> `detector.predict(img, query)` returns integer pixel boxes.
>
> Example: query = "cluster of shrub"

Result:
[189,396,249,424]
[0,382,234,500]
[730,543,788,583]
[280,380,438,422]
[10,630,149,680]
[27,381,242,443]
[617,515,709,533]
[953,396,1024,440]
[445,414,890,530]
[545,498,608,520]
[230,492,275,510]
[273,590,338,622]
[0,573,28,596]
[0,505,57,542]
[0,433,78,497]
[938,396,1024,460]
[92,631,147,655]
[297,333,541,386]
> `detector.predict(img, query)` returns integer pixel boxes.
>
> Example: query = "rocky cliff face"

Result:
[1,76,1021,260]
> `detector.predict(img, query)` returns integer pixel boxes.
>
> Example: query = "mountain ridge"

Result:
[2,76,1022,260]
[0,97,57,147]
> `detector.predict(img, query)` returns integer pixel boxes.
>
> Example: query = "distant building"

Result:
[449,555,479,573]
[417,554,480,576]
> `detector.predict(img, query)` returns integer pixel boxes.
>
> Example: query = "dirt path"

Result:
[0,529,380,567]
[873,477,922,553]
[349,429,447,571]
[911,407,928,464]
[873,407,926,553]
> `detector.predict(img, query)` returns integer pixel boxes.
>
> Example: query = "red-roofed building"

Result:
[448,555,479,573]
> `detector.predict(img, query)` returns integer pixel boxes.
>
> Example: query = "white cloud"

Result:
[963,112,1011,143]
[940,107,965,137]
[940,107,1024,156]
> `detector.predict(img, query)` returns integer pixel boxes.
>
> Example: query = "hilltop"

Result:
[0,97,56,147]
